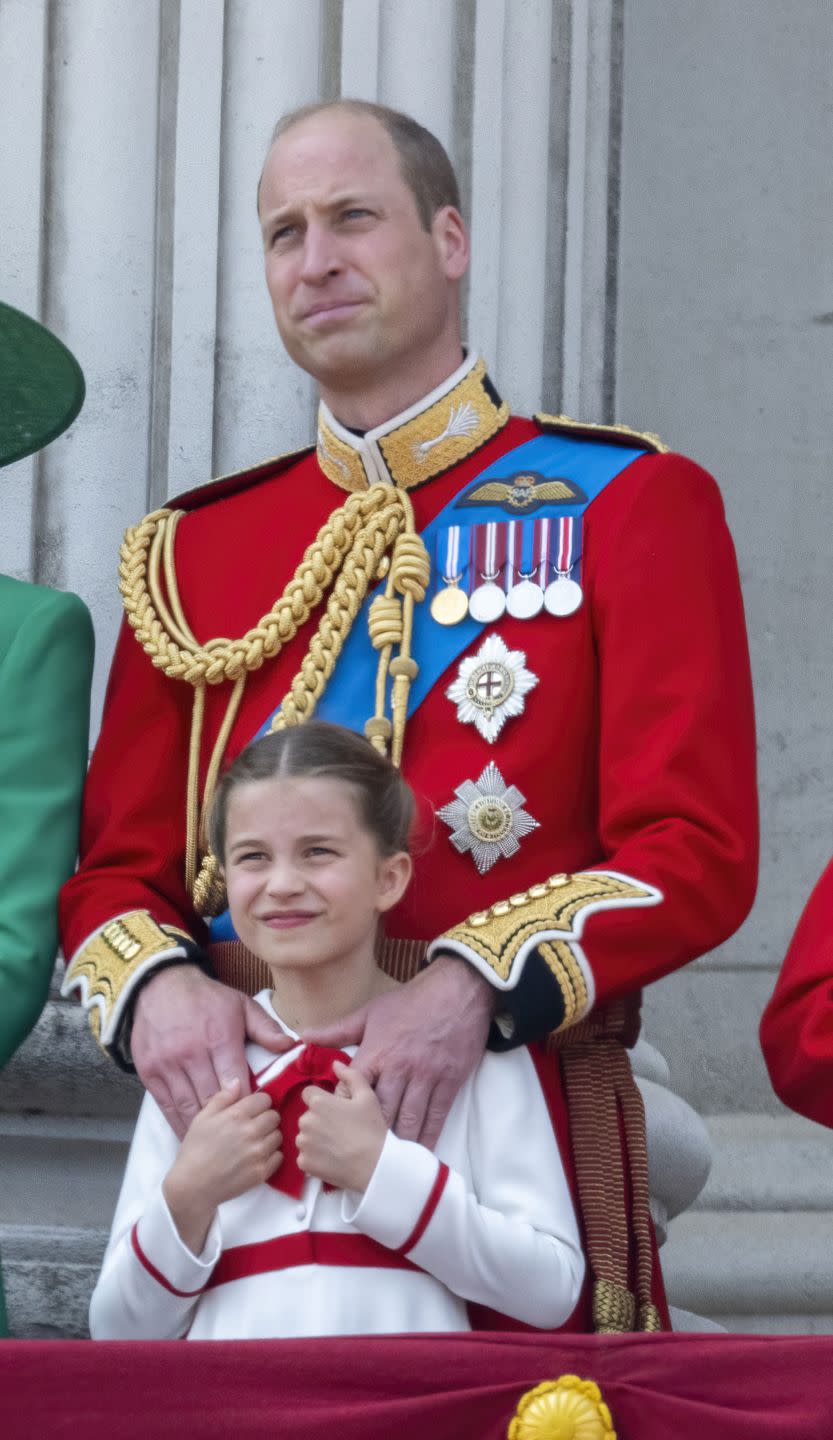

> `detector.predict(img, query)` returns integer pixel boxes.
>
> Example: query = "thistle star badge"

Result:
[438,762,539,874]
[446,634,538,744]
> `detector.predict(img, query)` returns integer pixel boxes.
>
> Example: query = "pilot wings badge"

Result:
[455,471,586,514]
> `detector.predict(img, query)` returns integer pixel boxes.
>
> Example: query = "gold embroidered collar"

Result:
[316,352,509,493]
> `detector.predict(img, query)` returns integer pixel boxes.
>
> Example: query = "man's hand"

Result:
[302,954,495,1148]
[162,1081,282,1253]
[297,1062,387,1192]
[131,964,294,1138]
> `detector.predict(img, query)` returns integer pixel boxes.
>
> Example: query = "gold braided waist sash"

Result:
[208,938,661,1334]
[209,935,429,995]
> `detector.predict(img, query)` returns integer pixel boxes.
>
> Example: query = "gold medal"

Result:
[430,584,469,626]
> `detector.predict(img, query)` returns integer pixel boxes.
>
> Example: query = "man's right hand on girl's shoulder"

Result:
[131,964,295,1138]
[162,1081,282,1254]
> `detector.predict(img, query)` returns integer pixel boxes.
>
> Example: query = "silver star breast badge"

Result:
[437,762,539,874]
[445,633,539,744]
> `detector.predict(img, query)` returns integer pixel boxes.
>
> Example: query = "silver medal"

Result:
[468,581,506,623]
[506,578,544,620]
[544,576,583,617]
[438,761,539,874]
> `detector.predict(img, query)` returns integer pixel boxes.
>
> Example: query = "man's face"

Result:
[258,110,467,397]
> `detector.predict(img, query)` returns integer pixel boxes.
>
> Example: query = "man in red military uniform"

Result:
[760,862,833,1126]
[60,100,758,1331]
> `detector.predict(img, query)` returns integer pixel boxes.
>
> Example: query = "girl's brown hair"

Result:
[209,722,415,863]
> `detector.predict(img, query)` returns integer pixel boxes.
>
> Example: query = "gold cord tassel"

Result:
[118,486,430,916]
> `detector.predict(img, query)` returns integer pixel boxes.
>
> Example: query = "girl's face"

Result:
[223,774,410,978]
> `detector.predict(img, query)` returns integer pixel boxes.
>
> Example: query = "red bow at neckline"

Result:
[250,1044,351,1199]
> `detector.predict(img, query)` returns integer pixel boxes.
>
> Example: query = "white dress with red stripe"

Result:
[89,994,584,1340]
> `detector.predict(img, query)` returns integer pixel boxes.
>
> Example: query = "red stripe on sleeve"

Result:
[130,1223,208,1298]
[396,1162,450,1256]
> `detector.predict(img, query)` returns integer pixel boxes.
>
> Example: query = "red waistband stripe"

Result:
[205,1230,420,1291]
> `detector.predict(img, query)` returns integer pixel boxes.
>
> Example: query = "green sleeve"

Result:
[0,583,94,1068]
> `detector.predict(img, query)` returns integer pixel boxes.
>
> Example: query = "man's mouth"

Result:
[301,299,366,326]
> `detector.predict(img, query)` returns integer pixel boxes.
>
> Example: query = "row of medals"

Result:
[430,569,583,626]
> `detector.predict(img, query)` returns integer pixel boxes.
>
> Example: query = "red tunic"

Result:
[760,859,833,1126]
[60,411,758,1025]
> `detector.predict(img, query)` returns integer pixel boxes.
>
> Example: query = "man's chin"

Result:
[285,331,380,391]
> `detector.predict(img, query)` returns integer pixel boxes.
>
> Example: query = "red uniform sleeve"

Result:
[760,859,833,1126]
[59,617,201,957]
[436,453,759,1039]
[585,451,759,1000]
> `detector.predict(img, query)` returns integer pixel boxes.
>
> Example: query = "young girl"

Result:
[89,722,585,1339]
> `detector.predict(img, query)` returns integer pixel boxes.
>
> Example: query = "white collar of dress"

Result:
[316,351,509,493]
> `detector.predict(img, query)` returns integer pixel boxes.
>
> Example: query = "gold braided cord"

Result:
[119,486,429,913]
[199,674,246,849]
[185,683,205,895]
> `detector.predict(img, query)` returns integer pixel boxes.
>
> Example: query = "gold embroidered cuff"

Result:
[427,869,662,1027]
[62,912,194,1050]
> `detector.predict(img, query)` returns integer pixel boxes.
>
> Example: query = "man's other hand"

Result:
[301,954,494,1149]
[131,965,294,1138]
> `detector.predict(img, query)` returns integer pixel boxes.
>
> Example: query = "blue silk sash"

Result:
[209,432,645,939]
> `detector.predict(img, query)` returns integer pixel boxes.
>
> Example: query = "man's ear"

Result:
[432,205,470,282]
[376,851,413,914]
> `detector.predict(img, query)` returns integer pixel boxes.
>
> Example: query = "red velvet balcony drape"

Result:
[2,1333,830,1438]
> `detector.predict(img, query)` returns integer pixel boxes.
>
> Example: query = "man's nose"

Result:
[298,222,342,283]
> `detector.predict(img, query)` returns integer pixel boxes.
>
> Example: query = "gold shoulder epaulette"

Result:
[535,412,669,455]
[166,443,314,511]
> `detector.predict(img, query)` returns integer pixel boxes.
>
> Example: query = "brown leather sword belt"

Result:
[208,936,662,1334]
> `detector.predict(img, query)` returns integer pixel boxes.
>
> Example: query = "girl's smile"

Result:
[223,773,411,1030]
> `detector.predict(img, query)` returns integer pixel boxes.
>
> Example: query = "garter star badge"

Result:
[438,762,539,874]
[446,634,538,744]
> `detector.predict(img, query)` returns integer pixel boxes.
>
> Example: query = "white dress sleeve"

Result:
[89,1093,221,1339]
[342,1047,585,1328]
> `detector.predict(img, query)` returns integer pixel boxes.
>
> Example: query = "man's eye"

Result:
[236,851,266,864]
[271,224,296,246]
[341,208,371,222]
[306,846,335,858]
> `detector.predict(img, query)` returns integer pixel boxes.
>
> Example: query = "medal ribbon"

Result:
[473,521,507,582]
[504,521,520,596]
[436,524,465,586]
[533,518,551,585]
[553,514,583,579]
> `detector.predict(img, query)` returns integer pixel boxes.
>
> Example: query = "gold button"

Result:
[548,873,571,889]
[527,883,548,900]
[467,911,490,927]
[509,893,527,908]
[491,901,511,917]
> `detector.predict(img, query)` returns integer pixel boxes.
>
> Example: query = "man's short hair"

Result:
[266,99,460,230]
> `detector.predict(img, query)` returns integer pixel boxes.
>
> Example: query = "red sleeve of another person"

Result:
[760,859,833,1127]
